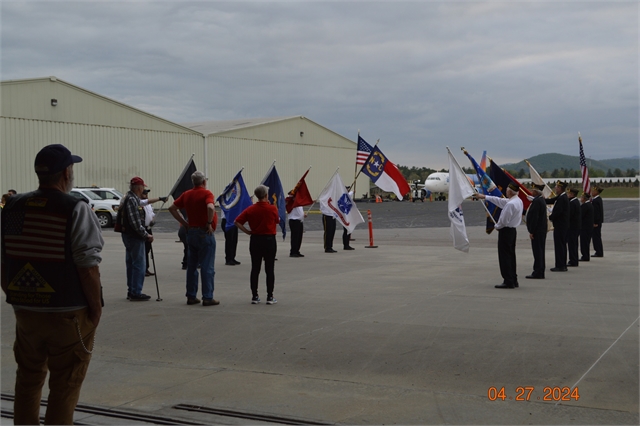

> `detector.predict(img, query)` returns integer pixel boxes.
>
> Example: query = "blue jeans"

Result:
[121,233,146,296]
[186,229,216,300]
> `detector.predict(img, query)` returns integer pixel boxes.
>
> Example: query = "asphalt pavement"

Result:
[1,199,638,425]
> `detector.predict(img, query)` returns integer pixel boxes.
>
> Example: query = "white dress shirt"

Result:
[485,195,523,229]
[288,206,304,221]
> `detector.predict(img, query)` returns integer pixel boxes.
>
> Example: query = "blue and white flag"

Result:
[217,170,253,232]
[318,171,364,234]
[260,164,287,239]
[448,148,475,252]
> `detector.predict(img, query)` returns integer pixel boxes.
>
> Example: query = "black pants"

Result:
[342,227,352,249]
[322,214,336,251]
[530,231,546,277]
[249,235,277,298]
[497,227,517,286]
[289,219,303,255]
[221,218,238,262]
[553,227,568,268]
[580,229,592,260]
[567,229,579,265]
[592,224,603,256]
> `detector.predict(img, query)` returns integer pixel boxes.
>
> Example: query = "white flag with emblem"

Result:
[447,148,475,252]
[318,172,364,234]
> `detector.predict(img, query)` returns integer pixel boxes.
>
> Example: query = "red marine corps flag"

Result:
[285,168,314,213]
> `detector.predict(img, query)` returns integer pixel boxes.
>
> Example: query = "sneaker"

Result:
[127,291,131,300]
[187,297,201,305]
[233,260,241,265]
[130,293,151,301]
[251,296,260,304]
[266,296,277,305]
[202,299,220,306]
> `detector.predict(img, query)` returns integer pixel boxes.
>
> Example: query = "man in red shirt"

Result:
[235,185,280,305]
[168,171,219,306]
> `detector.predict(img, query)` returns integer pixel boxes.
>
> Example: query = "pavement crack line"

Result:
[556,314,640,406]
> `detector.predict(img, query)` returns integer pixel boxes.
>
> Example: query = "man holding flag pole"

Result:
[286,167,314,258]
[318,169,364,253]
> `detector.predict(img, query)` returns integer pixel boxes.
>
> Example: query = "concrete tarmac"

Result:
[1,204,638,424]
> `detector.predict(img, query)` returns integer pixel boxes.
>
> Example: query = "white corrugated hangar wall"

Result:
[1,77,369,200]
[190,118,370,200]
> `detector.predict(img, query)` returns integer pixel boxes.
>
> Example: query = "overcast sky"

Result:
[2,1,638,169]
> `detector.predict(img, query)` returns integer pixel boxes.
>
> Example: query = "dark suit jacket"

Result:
[526,195,547,235]
[569,197,581,230]
[592,195,604,225]
[581,201,594,230]
[547,192,570,230]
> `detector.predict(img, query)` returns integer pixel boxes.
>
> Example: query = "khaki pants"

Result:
[13,308,96,425]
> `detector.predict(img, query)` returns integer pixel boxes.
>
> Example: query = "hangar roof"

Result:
[181,116,299,136]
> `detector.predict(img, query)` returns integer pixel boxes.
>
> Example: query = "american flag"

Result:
[3,210,67,262]
[579,135,590,194]
[356,135,374,166]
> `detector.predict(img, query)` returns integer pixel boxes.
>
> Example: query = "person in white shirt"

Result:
[140,189,167,276]
[474,182,523,289]
[288,206,306,257]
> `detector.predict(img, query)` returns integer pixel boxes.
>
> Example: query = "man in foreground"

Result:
[1,144,104,424]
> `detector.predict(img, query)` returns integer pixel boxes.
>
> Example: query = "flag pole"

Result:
[353,130,360,196]
[260,160,277,185]
[455,147,496,224]
[306,167,339,214]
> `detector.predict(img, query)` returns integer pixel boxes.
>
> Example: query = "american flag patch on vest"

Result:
[3,211,67,262]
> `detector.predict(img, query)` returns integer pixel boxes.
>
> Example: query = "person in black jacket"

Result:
[580,192,594,261]
[566,188,581,267]
[546,180,570,272]
[591,186,604,257]
[525,184,548,279]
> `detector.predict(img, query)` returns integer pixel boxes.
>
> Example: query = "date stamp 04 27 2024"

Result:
[488,386,580,402]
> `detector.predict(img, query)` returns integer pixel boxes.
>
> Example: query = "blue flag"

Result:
[261,164,287,239]
[463,150,503,234]
[217,170,253,232]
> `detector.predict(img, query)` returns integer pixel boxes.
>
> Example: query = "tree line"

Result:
[398,165,638,181]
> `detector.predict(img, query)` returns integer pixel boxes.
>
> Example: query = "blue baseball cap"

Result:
[34,144,82,175]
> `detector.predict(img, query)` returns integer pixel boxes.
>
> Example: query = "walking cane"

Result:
[149,243,162,301]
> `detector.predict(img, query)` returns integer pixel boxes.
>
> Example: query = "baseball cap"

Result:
[34,144,82,175]
[130,177,147,187]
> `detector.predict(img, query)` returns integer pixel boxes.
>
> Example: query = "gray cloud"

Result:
[2,1,637,168]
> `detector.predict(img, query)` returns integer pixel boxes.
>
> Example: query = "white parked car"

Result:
[86,187,124,202]
[70,188,119,228]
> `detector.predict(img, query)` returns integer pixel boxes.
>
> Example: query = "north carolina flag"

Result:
[318,172,364,234]
[285,169,314,213]
[360,146,410,200]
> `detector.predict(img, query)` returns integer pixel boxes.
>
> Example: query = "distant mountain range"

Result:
[501,153,639,174]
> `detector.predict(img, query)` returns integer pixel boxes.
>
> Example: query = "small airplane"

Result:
[410,151,485,201]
